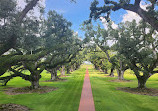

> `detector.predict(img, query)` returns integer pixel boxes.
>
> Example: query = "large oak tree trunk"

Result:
[31,80,40,89]
[121,4,158,32]
[109,68,114,77]
[104,68,108,74]
[51,72,55,80]
[30,72,41,89]
[136,7,158,32]
[51,69,58,80]
[60,65,65,76]
[137,76,149,88]
[66,68,71,74]
[117,69,124,80]
[66,65,71,74]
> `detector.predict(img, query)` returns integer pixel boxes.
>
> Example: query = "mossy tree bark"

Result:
[60,65,65,76]
[30,80,40,89]
[133,70,151,89]
[137,76,149,88]
[50,68,58,80]
[117,69,124,80]
[29,70,41,89]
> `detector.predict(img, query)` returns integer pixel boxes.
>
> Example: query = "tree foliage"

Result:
[89,0,158,31]
[112,20,158,88]
[0,0,83,89]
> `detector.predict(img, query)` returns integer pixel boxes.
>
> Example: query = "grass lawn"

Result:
[0,66,85,111]
[1,64,158,111]
[87,65,158,111]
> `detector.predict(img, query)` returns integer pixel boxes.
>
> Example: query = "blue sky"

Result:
[44,0,127,38]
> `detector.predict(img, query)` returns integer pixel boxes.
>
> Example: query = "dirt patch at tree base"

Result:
[0,103,30,111]
[109,79,132,82]
[105,75,115,77]
[3,86,57,95]
[117,87,158,96]
[44,78,67,82]
[59,75,71,77]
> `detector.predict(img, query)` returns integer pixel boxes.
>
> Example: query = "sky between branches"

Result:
[17,0,149,38]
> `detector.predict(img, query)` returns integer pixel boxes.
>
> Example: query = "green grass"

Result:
[1,64,158,111]
[88,65,158,111]
[0,65,86,111]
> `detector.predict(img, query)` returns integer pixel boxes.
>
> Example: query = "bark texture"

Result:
[60,65,65,76]
[50,69,58,80]
[137,76,149,88]
[117,69,124,80]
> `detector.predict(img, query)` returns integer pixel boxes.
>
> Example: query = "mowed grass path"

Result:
[0,65,86,111]
[1,65,158,111]
[87,65,158,111]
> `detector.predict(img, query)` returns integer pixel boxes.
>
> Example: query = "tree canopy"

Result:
[89,0,158,31]
[0,0,83,89]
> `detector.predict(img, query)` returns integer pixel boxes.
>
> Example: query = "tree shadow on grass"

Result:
[3,86,57,95]
[117,87,158,96]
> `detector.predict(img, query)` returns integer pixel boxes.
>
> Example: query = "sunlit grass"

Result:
[0,65,86,111]
[87,65,158,111]
[1,64,158,111]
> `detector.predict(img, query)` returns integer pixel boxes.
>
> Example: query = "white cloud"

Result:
[122,11,142,23]
[100,16,108,29]
[122,1,151,23]
[100,16,118,29]
[16,0,26,9]
[107,40,115,47]
[99,17,117,47]
[111,22,118,29]
[16,0,46,18]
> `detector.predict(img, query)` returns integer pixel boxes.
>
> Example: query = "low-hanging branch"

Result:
[0,44,69,76]
[90,0,158,31]
[45,51,78,69]
[0,68,31,86]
